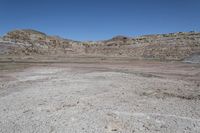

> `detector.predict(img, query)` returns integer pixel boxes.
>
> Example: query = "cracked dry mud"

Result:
[0,60,200,133]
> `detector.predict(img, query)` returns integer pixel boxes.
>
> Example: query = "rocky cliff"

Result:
[0,29,200,61]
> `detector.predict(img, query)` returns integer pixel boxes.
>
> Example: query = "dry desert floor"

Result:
[0,58,200,133]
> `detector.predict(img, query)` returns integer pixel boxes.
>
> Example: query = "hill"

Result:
[0,29,200,61]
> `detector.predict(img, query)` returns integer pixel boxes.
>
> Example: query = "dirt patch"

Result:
[141,90,200,100]
[0,60,200,133]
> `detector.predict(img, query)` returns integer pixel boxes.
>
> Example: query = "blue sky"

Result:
[0,0,200,41]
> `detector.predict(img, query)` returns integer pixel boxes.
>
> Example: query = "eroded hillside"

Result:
[0,29,200,61]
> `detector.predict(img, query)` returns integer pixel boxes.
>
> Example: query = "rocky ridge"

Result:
[0,29,200,61]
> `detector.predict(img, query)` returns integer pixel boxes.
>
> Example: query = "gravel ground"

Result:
[0,60,200,133]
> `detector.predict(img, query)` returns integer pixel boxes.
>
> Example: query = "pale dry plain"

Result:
[0,58,200,133]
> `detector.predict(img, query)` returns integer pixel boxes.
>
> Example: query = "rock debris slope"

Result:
[0,29,200,61]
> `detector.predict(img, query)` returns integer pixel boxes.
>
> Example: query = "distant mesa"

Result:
[111,35,129,41]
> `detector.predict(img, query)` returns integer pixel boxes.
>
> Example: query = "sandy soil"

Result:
[0,59,200,133]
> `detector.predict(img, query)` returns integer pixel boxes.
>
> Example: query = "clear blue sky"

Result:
[0,0,200,41]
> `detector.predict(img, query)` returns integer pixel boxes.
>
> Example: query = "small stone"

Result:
[111,128,117,131]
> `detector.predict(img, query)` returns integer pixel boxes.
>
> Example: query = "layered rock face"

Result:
[91,33,200,60]
[1,29,84,56]
[1,29,200,60]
